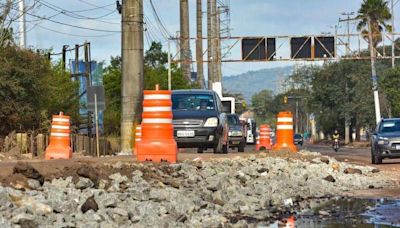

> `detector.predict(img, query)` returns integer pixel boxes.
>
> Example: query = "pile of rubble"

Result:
[0,151,394,227]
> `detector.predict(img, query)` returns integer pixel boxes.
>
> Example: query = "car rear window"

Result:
[172,94,215,111]
[380,120,400,133]
[227,115,240,126]
[294,134,302,139]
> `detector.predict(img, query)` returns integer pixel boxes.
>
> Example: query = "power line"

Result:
[78,0,115,13]
[35,24,120,37]
[37,0,118,22]
[16,9,120,32]
[148,0,172,39]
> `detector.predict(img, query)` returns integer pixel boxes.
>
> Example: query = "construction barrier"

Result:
[134,124,141,154]
[45,112,72,160]
[256,124,272,151]
[136,85,177,163]
[272,111,297,152]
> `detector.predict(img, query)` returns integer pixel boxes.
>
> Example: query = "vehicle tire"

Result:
[222,143,228,154]
[238,140,245,152]
[213,137,223,153]
[371,147,382,164]
[197,148,204,153]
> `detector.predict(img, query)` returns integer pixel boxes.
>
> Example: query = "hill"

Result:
[222,66,293,102]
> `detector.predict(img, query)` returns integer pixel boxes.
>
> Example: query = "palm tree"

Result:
[357,0,392,50]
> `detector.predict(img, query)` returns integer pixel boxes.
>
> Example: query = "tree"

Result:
[357,0,392,49]
[250,90,276,124]
[0,46,79,135]
[381,67,400,117]
[103,42,194,135]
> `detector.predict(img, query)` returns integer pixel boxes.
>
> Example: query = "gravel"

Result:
[0,150,395,227]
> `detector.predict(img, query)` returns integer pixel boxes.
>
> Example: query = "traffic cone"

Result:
[136,85,178,163]
[256,124,272,151]
[133,125,141,155]
[272,112,297,152]
[284,216,296,228]
[45,112,72,160]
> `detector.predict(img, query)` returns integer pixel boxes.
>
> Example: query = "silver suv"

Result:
[371,118,400,164]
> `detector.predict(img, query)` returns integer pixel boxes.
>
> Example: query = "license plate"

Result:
[396,145,400,150]
[177,130,195,138]
[232,141,240,145]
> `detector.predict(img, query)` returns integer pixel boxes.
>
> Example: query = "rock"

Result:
[249,155,257,161]
[75,177,94,190]
[257,167,269,173]
[81,196,99,213]
[8,174,30,190]
[344,168,362,175]
[109,173,128,183]
[323,175,336,183]
[76,165,99,187]
[11,195,52,215]
[371,168,380,173]
[332,163,340,172]
[318,210,330,216]
[12,213,37,227]
[176,214,187,222]
[27,179,41,190]
[98,179,109,190]
[320,157,330,164]
[13,162,44,185]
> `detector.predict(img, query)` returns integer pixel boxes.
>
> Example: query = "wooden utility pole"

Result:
[207,0,213,89]
[196,0,204,88]
[180,0,191,82]
[120,0,144,154]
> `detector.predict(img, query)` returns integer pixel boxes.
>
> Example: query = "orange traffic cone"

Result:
[256,124,272,151]
[284,216,296,228]
[272,112,297,152]
[45,112,72,160]
[133,125,141,154]
[136,85,178,163]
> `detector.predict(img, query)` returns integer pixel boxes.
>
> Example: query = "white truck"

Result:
[212,82,235,114]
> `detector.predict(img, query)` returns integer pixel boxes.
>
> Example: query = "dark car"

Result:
[227,114,246,152]
[172,90,228,153]
[294,134,303,146]
[371,118,400,164]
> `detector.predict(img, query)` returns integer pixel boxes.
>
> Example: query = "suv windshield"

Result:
[172,94,215,111]
[227,115,240,126]
[294,134,302,139]
[380,120,400,133]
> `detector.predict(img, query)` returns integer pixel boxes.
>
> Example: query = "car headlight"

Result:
[377,137,389,145]
[228,131,232,136]
[204,117,218,127]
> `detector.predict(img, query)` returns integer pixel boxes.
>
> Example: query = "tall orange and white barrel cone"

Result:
[272,112,297,152]
[133,124,141,154]
[45,112,72,160]
[256,124,272,151]
[136,85,177,163]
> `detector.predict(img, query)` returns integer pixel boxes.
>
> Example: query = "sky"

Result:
[13,0,400,76]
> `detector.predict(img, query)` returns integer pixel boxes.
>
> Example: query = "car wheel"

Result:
[213,137,223,153]
[222,143,228,154]
[371,146,382,164]
[238,140,245,152]
[197,148,204,153]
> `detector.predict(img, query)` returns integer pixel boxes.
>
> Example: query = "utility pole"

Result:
[339,12,355,56]
[196,0,204,88]
[367,16,382,124]
[120,0,144,154]
[391,0,395,68]
[216,5,222,82]
[180,0,191,82]
[211,0,218,85]
[207,0,213,89]
[18,0,26,48]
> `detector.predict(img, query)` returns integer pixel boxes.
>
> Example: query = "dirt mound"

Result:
[13,162,44,185]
